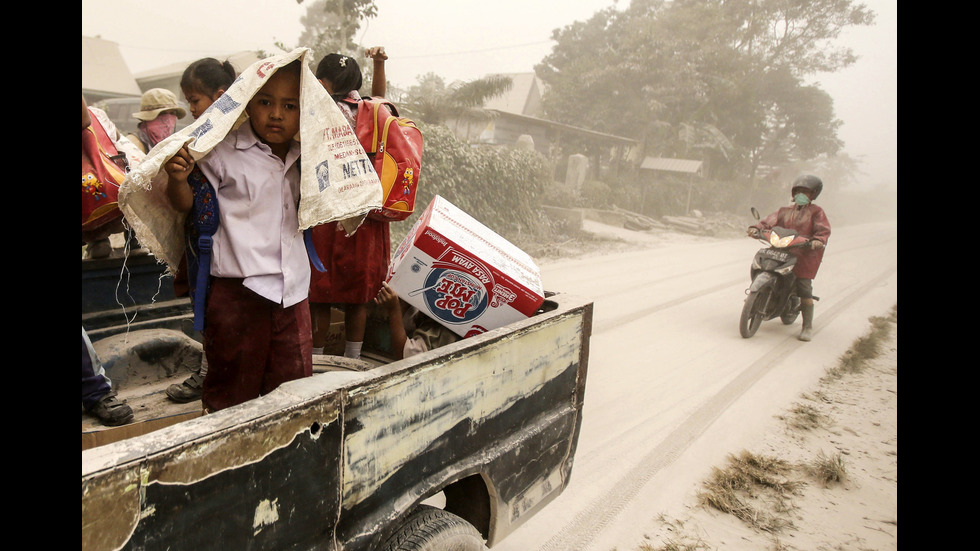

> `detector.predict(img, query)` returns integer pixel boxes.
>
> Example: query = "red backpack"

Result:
[346,97,423,222]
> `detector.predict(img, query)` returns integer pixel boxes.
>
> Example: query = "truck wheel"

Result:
[379,505,488,551]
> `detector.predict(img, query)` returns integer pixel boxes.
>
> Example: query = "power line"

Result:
[116,42,257,57]
[110,35,553,65]
[396,40,553,59]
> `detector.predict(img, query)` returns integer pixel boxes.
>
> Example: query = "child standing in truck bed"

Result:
[308,47,392,361]
[165,56,239,404]
[163,60,312,412]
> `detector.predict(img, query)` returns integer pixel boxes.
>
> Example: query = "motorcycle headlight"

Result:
[769,232,795,248]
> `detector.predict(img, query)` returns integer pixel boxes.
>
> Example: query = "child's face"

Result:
[183,85,225,120]
[246,69,301,151]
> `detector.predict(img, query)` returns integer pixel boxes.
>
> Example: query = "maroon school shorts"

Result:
[202,277,313,412]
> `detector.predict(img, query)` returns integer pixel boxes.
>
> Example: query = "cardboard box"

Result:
[82,410,203,452]
[386,195,545,337]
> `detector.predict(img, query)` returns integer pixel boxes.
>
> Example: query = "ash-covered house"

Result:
[443,73,639,183]
[129,51,263,105]
[82,35,260,136]
[82,35,143,105]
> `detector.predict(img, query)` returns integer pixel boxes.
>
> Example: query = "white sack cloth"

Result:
[119,47,382,274]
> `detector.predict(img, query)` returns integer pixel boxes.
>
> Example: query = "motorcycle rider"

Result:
[747,175,831,341]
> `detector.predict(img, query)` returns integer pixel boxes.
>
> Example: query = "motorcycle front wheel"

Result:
[739,287,770,338]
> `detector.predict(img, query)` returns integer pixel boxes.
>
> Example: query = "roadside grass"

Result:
[695,451,801,533]
[636,517,712,551]
[637,540,710,551]
[823,304,897,381]
[639,305,897,551]
[778,402,826,431]
[806,450,847,487]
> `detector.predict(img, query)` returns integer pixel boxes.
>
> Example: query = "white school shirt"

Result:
[197,123,310,307]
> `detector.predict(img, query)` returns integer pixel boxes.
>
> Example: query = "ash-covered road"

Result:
[493,219,898,551]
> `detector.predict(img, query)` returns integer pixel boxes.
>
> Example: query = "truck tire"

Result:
[379,505,488,551]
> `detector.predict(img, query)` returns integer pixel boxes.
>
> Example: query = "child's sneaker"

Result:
[166,371,204,403]
[85,238,112,259]
[89,391,134,426]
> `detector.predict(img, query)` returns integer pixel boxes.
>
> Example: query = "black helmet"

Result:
[791,174,823,200]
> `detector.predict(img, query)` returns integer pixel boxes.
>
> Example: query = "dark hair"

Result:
[277,59,303,78]
[181,58,237,96]
[315,53,362,99]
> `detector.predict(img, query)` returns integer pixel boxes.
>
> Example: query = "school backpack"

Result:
[344,97,423,222]
[81,112,129,233]
[184,165,325,332]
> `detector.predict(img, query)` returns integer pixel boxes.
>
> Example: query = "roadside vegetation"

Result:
[388,122,570,253]
[638,305,897,551]
[823,305,898,381]
[696,451,801,533]
[283,0,892,249]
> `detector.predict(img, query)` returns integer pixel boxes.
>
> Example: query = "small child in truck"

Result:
[164,60,312,412]
[373,282,460,360]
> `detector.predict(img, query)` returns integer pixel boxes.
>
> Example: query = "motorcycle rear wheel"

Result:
[780,296,801,325]
[739,287,769,338]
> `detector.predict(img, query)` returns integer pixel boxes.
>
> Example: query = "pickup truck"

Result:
[82,275,593,551]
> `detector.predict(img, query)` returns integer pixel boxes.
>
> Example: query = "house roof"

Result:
[483,73,545,117]
[133,51,264,81]
[128,51,265,106]
[640,157,703,174]
[82,36,142,98]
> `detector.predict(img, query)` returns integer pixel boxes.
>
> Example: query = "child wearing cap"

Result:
[127,88,187,154]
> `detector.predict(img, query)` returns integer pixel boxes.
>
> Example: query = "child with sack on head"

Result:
[308,47,391,360]
[163,60,313,413]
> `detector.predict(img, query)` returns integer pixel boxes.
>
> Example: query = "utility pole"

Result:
[337,0,347,51]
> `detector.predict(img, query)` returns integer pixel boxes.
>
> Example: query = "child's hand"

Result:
[374,281,400,312]
[164,145,196,212]
[365,46,388,62]
[366,46,388,98]
[376,280,408,359]
[165,145,195,183]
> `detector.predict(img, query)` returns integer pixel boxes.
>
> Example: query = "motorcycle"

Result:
[739,208,818,338]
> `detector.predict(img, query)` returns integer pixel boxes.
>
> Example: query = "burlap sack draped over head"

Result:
[119,47,383,274]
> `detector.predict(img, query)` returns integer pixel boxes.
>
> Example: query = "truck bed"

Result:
[83,291,593,551]
[82,330,389,448]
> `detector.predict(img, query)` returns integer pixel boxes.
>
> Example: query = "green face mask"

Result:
[794,193,810,206]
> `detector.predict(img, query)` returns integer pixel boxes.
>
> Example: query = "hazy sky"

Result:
[82,0,896,189]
